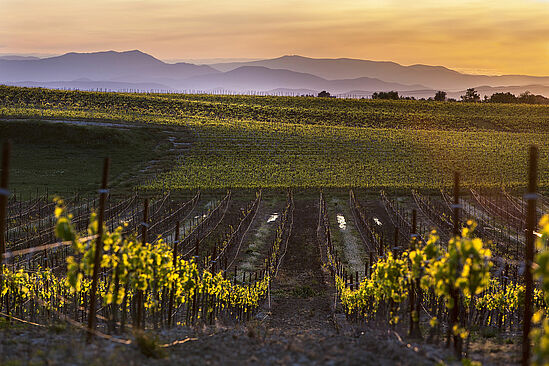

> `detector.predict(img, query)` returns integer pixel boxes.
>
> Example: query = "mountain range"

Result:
[210,55,549,91]
[1,50,548,98]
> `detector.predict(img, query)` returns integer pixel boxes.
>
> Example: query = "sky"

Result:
[1,0,548,75]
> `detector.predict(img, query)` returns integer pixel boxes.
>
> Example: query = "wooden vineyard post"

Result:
[453,172,460,237]
[0,141,11,263]
[135,198,149,329]
[87,157,110,342]
[409,209,422,339]
[0,141,11,318]
[408,210,416,337]
[449,171,462,357]
[168,221,179,327]
[522,146,538,366]
[379,234,384,257]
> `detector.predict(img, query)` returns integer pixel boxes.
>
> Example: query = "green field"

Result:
[149,121,549,190]
[0,120,182,195]
[0,86,548,192]
[2,85,549,132]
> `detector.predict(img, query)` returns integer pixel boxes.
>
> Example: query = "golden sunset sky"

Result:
[1,0,548,75]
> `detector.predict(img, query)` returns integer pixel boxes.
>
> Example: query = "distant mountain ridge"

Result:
[0,55,41,61]
[182,66,427,93]
[0,50,218,87]
[209,55,549,91]
[1,50,548,97]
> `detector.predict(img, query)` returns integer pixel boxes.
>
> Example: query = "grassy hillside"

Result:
[147,121,549,190]
[1,85,548,132]
[0,86,548,191]
[0,120,175,195]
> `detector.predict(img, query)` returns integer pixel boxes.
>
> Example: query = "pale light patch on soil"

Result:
[335,212,363,274]
[336,214,346,230]
[267,213,279,223]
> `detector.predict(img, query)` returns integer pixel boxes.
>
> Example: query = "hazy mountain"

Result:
[264,88,319,96]
[167,57,261,64]
[3,79,173,92]
[0,50,218,87]
[2,50,548,97]
[0,55,41,61]
[209,55,549,91]
[180,66,427,94]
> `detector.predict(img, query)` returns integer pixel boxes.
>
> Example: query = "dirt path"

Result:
[266,196,334,334]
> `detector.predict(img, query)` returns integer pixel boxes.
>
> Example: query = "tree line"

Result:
[316,89,549,104]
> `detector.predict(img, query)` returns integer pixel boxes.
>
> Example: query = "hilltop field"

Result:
[0,85,548,193]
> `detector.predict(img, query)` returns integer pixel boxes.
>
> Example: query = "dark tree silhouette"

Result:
[372,91,399,100]
[460,88,480,102]
[517,91,549,104]
[434,91,447,101]
[489,92,517,103]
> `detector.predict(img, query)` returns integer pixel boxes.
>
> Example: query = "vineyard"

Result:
[1,86,549,192]
[1,163,549,363]
[1,87,549,365]
[2,86,549,132]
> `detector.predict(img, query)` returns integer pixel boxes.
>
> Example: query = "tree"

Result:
[317,90,331,98]
[518,91,549,104]
[372,91,399,100]
[434,91,447,101]
[489,92,517,104]
[460,88,480,102]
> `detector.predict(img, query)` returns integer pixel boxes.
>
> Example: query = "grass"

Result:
[149,121,549,190]
[2,85,549,132]
[290,285,322,298]
[1,86,548,192]
[273,285,323,298]
[0,120,178,196]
